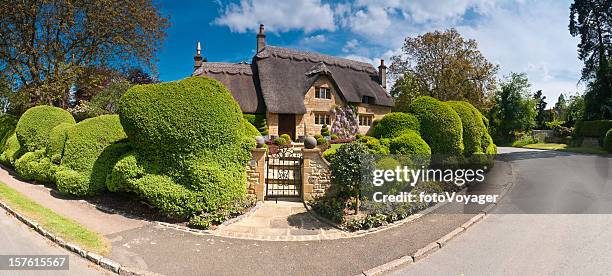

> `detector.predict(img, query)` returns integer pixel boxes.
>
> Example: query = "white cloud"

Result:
[301,34,328,45]
[214,0,336,33]
[342,39,359,52]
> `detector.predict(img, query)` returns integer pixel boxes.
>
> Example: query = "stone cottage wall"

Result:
[302,148,332,201]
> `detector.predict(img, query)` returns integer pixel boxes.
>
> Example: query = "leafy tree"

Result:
[488,73,536,141]
[0,0,169,108]
[554,94,568,120]
[390,29,499,111]
[569,0,612,119]
[534,90,548,129]
[389,73,424,112]
[566,93,586,125]
[330,143,374,214]
[125,67,159,85]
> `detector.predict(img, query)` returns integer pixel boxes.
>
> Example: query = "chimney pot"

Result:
[194,41,204,70]
[378,59,387,90]
[257,24,266,53]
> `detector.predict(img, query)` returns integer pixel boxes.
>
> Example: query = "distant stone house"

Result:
[192,24,393,140]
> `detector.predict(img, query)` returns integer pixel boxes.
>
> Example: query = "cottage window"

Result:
[362,96,374,104]
[359,114,373,126]
[314,113,331,125]
[315,87,331,99]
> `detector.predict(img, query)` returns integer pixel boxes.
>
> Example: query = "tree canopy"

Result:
[0,0,169,108]
[488,73,536,141]
[390,29,499,111]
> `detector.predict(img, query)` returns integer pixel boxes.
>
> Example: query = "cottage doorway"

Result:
[277,114,296,140]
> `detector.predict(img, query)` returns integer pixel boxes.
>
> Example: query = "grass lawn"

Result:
[523,143,609,154]
[0,182,109,255]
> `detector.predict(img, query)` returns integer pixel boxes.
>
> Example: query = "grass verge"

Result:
[0,182,110,255]
[523,143,608,154]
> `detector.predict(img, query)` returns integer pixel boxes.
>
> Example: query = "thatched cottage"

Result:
[192,24,393,140]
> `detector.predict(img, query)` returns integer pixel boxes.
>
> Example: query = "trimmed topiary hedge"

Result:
[371,112,420,139]
[409,96,464,155]
[243,113,268,136]
[357,135,389,154]
[574,120,612,146]
[14,150,57,183]
[0,115,17,150]
[0,133,25,166]
[15,105,75,152]
[113,77,254,219]
[388,130,431,155]
[46,123,75,163]
[447,101,487,155]
[243,119,261,137]
[604,129,612,153]
[55,115,128,196]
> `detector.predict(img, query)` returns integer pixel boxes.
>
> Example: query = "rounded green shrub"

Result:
[243,119,261,137]
[14,150,56,183]
[16,105,75,152]
[388,130,431,155]
[0,133,25,166]
[56,115,127,196]
[46,122,75,163]
[447,101,486,155]
[0,115,18,149]
[322,148,337,162]
[357,136,389,154]
[408,97,464,155]
[114,77,253,219]
[604,129,612,153]
[280,133,291,143]
[371,112,420,139]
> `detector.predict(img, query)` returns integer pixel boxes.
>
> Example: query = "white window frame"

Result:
[314,112,331,125]
[315,87,331,99]
[359,114,373,126]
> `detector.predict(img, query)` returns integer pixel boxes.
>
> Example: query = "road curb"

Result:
[359,159,518,275]
[0,199,160,276]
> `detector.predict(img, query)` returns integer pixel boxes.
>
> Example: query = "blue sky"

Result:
[155,0,584,105]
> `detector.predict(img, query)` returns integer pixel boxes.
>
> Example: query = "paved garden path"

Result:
[0,166,149,236]
[215,200,348,240]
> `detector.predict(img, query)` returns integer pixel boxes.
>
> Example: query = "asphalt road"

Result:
[0,210,109,276]
[391,148,612,275]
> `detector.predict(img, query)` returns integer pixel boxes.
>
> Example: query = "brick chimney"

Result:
[378,59,387,90]
[194,41,204,70]
[257,24,266,53]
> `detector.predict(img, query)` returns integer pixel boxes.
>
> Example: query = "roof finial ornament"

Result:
[196,41,201,55]
[194,41,204,70]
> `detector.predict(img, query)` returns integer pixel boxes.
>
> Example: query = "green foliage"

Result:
[390,73,423,112]
[274,136,289,146]
[488,73,536,141]
[322,148,337,162]
[447,101,488,154]
[114,77,252,219]
[574,120,612,146]
[511,134,539,147]
[330,143,374,212]
[357,135,389,154]
[243,120,261,137]
[0,134,25,166]
[533,90,548,129]
[14,150,56,183]
[56,115,127,196]
[0,115,17,149]
[388,130,431,155]
[314,134,327,146]
[46,123,75,163]
[15,105,76,152]
[320,124,331,136]
[409,96,464,155]
[90,80,132,114]
[604,129,612,153]
[243,114,268,136]
[280,134,291,142]
[371,112,420,139]
[331,134,339,140]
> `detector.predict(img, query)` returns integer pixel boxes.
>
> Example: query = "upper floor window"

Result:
[315,87,331,99]
[362,96,374,104]
[359,114,373,126]
[314,112,331,125]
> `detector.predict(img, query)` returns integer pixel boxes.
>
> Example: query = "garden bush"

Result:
[243,119,261,137]
[357,135,389,154]
[15,105,75,152]
[322,148,337,162]
[314,134,327,146]
[330,143,375,213]
[388,130,431,155]
[14,150,56,183]
[114,77,254,220]
[55,115,128,196]
[409,96,464,155]
[0,134,25,166]
[280,134,291,143]
[320,124,331,136]
[243,113,268,135]
[46,123,75,163]
[0,115,18,149]
[371,112,420,139]
[574,120,612,146]
[447,101,487,155]
[604,129,612,153]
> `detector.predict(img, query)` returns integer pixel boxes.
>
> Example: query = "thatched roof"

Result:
[192,62,266,114]
[192,46,393,114]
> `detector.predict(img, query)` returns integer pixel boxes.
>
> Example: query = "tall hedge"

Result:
[46,123,75,163]
[113,77,254,218]
[604,129,612,153]
[55,115,128,196]
[388,130,431,155]
[0,134,24,166]
[371,112,420,139]
[409,96,464,155]
[447,101,487,155]
[0,115,18,150]
[15,105,75,152]
[574,120,612,146]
